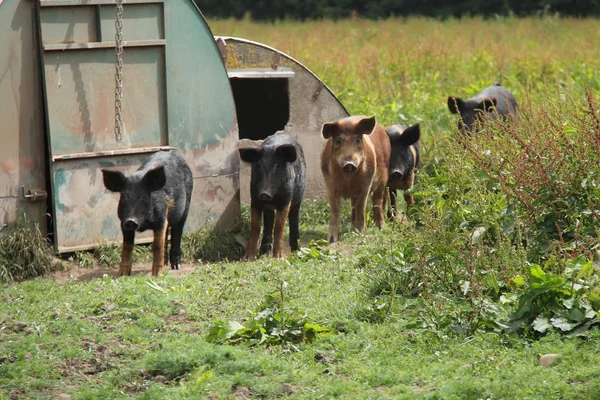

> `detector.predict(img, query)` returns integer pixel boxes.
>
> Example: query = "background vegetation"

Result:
[2,15,600,399]
[196,0,600,20]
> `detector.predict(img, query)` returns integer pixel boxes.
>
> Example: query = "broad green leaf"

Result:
[529,265,547,283]
[512,275,526,287]
[225,321,244,338]
[568,308,586,323]
[563,297,575,309]
[550,317,579,332]
[533,316,551,333]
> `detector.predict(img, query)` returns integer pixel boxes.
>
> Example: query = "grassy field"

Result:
[3,16,600,399]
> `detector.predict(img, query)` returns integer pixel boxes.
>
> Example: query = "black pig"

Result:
[238,134,306,260]
[101,150,193,276]
[447,83,518,134]
[386,123,420,220]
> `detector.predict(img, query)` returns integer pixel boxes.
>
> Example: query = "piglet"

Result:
[102,150,193,276]
[386,123,420,220]
[448,82,518,134]
[320,116,391,242]
[239,134,306,260]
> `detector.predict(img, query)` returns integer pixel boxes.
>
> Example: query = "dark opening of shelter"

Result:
[230,78,290,140]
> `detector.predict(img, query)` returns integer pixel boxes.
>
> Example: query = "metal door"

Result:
[37,0,240,252]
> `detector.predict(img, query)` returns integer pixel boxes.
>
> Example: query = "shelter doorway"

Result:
[229,77,290,140]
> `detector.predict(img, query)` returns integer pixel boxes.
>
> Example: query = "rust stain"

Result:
[1,161,15,176]
[205,184,225,203]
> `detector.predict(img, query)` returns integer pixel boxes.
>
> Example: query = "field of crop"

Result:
[2,16,600,399]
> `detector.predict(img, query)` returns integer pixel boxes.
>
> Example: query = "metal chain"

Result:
[114,0,124,142]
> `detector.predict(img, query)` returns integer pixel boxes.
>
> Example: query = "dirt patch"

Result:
[49,261,198,284]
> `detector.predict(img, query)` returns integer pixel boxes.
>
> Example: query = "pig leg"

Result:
[169,223,184,270]
[151,223,168,276]
[243,207,262,261]
[118,230,135,277]
[388,188,397,221]
[403,173,416,207]
[353,191,369,232]
[288,202,301,252]
[273,202,291,259]
[327,192,341,243]
[260,209,275,256]
[163,224,170,266]
[372,186,386,230]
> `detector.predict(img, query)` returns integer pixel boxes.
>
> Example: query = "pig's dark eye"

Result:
[334,137,342,147]
[354,137,362,145]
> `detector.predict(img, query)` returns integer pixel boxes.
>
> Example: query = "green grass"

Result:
[3,15,600,398]
[1,228,600,399]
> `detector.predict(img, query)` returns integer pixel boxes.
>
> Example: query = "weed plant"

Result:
[0,216,54,283]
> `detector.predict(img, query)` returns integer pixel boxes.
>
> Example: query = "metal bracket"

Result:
[21,186,48,202]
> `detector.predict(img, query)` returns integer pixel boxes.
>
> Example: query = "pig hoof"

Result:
[260,244,273,255]
[171,264,181,270]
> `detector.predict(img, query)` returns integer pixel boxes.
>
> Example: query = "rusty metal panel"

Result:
[98,3,164,41]
[39,5,98,44]
[51,155,153,252]
[0,0,49,232]
[42,47,167,154]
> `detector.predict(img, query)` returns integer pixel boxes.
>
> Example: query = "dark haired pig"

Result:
[386,123,420,220]
[320,116,391,243]
[447,83,518,134]
[102,150,193,277]
[238,134,306,260]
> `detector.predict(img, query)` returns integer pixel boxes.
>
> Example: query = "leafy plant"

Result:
[291,239,338,262]
[206,281,334,347]
[500,256,600,336]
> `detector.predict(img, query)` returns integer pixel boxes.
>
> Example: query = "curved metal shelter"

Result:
[215,36,349,204]
[1,0,239,252]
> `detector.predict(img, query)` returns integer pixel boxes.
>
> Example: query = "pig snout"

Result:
[258,191,273,202]
[342,161,357,173]
[390,170,404,181]
[122,218,139,231]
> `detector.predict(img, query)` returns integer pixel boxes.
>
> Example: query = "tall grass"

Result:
[0,217,54,283]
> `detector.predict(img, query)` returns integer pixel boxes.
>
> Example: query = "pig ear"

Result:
[102,169,127,193]
[447,96,465,114]
[142,166,166,192]
[238,148,262,163]
[321,122,339,139]
[276,144,297,163]
[478,98,497,112]
[357,116,377,135]
[399,124,420,146]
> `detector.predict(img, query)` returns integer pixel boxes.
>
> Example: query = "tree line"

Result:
[195,0,600,20]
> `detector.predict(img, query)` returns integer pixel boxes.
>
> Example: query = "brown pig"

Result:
[320,115,391,243]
